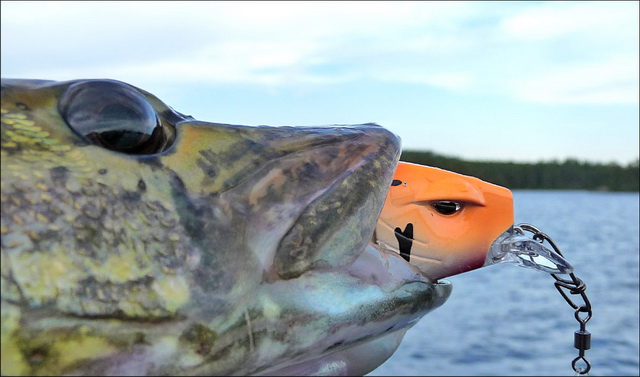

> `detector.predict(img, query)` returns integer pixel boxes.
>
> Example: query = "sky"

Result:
[2,1,638,165]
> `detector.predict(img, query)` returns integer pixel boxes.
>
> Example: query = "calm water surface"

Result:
[369,190,640,376]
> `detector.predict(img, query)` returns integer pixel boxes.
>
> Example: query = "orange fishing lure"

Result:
[376,161,514,281]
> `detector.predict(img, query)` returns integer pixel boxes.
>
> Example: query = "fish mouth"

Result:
[186,123,453,375]
[262,124,420,281]
[236,125,452,375]
[226,124,403,280]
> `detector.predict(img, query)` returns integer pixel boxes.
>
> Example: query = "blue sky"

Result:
[2,1,638,164]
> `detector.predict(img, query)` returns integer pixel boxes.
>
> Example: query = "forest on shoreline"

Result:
[400,150,639,192]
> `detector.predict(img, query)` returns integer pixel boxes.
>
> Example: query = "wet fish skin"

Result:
[1,79,451,376]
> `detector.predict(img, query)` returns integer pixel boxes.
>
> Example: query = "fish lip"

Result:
[272,126,401,279]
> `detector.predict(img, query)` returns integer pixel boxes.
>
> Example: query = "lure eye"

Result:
[58,80,168,154]
[432,200,462,215]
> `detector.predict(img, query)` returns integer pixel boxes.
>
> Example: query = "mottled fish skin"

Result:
[1,79,451,376]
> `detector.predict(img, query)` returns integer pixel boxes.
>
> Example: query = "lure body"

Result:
[376,161,571,281]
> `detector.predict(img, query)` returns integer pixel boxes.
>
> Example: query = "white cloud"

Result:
[2,1,638,104]
[376,71,473,91]
[1,1,472,87]
[511,56,639,104]
[500,1,638,41]
[2,1,638,164]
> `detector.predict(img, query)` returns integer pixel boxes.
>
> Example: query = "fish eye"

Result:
[432,200,462,215]
[58,80,169,154]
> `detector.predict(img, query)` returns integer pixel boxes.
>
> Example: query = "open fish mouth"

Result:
[245,126,451,375]
[269,125,409,280]
[178,123,453,375]
[194,122,425,282]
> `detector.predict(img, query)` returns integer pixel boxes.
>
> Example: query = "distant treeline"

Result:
[400,150,640,192]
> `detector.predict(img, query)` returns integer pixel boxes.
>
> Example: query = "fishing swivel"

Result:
[515,224,593,375]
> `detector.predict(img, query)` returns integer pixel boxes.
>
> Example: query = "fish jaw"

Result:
[228,246,451,376]
[252,268,449,377]
[376,162,515,281]
[158,122,452,375]
[158,121,407,290]
[254,329,412,376]
[2,78,452,376]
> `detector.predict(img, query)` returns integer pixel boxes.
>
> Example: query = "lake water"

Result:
[368,190,640,376]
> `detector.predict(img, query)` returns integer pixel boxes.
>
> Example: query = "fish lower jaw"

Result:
[249,246,451,376]
[254,328,410,376]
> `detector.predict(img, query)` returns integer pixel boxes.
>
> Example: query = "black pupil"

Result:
[433,201,460,215]
[91,103,154,150]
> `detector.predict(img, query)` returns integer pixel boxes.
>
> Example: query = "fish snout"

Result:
[162,121,400,194]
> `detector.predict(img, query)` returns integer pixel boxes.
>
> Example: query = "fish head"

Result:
[376,161,514,281]
[1,79,451,376]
